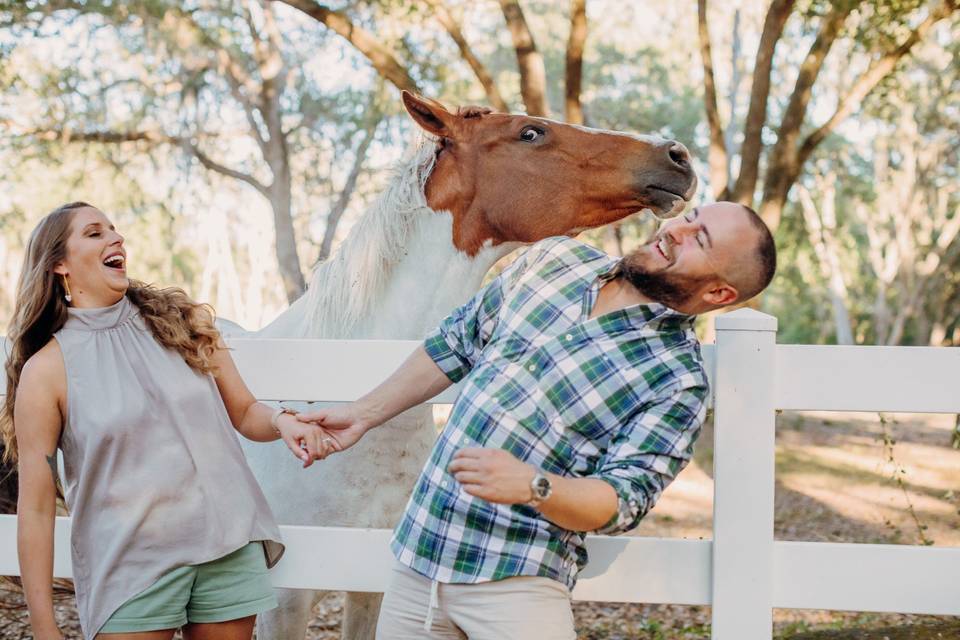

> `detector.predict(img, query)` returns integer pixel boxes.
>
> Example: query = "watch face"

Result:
[533,475,551,498]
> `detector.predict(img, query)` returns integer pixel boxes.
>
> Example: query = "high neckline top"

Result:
[54,297,283,638]
[62,295,136,332]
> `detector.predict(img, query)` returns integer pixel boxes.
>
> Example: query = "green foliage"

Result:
[1,0,958,341]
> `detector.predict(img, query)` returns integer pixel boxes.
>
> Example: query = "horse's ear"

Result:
[403,91,456,138]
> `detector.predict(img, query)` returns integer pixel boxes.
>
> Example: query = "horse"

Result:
[232,91,697,640]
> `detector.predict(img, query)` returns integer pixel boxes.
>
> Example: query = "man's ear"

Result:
[402,91,457,139]
[703,282,738,307]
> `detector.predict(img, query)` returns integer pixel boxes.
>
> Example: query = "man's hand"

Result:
[297,403,372,455]
[275,413,340,467]
[448,448,536,504]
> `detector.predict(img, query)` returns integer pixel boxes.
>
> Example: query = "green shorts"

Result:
[99,542,277,634]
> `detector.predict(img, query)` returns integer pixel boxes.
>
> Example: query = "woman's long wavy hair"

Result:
[1,202,221,465]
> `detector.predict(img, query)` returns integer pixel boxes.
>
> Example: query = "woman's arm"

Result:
[209,341,335,465]
[14,344,66,640]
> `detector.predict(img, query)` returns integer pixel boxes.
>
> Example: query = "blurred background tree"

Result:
[2,3,960,635]
[1,0,957,344]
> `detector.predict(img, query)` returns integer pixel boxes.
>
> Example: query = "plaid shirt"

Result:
[391,236,709,589]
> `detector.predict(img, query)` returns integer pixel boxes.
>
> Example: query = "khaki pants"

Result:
[375,562,576,640]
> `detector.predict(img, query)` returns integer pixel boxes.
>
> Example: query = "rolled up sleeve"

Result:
[424,246,539,382]
[590,381,708,535]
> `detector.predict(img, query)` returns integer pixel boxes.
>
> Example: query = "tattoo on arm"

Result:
[46,452,58,484]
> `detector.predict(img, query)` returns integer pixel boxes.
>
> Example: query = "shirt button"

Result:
[565,334,573,341]
[528,364,536,372]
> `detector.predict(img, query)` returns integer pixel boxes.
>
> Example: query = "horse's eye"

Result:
[519,126,544,142]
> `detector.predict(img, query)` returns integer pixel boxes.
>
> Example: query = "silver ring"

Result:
[322,438,334,446]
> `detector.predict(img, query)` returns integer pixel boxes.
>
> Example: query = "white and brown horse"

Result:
[234,91,697,640]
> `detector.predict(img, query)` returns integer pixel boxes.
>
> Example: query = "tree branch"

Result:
[697,0,729,199]
[724,8,744,187]
[498,0,550,116]
[18,127,268,197]
[270,0,420,94]
[758,3,852,230]
[564,0,587,124]
[797,0,958,167]
[317,118,381,262]
[184,142,271,199]
[731,0,795,205]
[425,0,508,112]
[24,128,177,144]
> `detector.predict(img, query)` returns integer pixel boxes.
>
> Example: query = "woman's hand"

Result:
[274,413,341,467]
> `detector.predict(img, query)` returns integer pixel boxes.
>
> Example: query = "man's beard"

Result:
[620,252,707,310]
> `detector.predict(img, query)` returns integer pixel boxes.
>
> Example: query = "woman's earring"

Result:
[63,276,72,303]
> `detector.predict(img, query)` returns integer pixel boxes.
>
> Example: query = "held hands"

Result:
[447,448,536,505]
[274,413,341,468]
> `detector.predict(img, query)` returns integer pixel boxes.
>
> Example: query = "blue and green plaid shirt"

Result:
[391,236,709,589]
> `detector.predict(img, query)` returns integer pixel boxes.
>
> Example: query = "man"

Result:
[299,201,777,639]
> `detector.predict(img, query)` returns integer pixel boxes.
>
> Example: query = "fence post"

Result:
[711,309,778,640]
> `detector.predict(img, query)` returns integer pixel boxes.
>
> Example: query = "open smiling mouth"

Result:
[655,236,674,263]
[103,254,125,271]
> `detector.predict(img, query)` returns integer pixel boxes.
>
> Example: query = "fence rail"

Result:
[2,309,958,638]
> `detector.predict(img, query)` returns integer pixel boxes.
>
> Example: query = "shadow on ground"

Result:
[782,620,960,639]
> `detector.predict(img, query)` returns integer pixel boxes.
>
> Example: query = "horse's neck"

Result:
[351,213,515,339]
[257,212,516,340]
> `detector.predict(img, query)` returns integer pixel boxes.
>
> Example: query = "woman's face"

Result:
[54,206,128,308]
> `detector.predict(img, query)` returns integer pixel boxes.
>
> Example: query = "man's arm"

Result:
[298,245,544,452]
[448,448,618,531]
[448,381,708,534]
[588,383,707,535]
[296,345,452,451]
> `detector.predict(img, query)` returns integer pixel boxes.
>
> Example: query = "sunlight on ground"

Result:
[433,408,960,547]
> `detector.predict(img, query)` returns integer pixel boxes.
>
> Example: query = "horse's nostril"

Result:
[668,143,691,170]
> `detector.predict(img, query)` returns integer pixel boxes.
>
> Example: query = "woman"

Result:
[2,202,338,639]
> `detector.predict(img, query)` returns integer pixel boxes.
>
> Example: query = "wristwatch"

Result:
[526,470,553,508]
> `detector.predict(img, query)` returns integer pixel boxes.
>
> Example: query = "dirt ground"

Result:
[1,411,957,639]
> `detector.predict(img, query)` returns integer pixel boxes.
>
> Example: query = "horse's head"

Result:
[403,91,698,255]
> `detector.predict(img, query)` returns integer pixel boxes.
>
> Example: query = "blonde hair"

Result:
[2,203,220,464]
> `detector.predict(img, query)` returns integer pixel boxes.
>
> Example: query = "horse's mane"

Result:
[294,132,439,338]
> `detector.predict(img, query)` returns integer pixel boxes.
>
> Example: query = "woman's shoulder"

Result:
[20,340,66,394]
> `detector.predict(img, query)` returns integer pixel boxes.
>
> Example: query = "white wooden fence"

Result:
[1,309,958,638]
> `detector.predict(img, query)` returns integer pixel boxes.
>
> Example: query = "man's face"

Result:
[621,202,755,312]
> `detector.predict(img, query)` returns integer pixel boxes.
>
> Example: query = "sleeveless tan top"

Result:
[53,295,283,638]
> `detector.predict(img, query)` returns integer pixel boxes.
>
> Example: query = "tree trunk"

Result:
[272,0,420,95]
[730,0,795,205]
[757,0,956,233]
[498,0,550,116]
[268,152,305,302]
[697,0,729,199]
[724,8,743,189]
[797,181,853,344]
[427,0,508,112]
[759,5,851,231]
[317,119,380,262]
[564,0,587,125]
